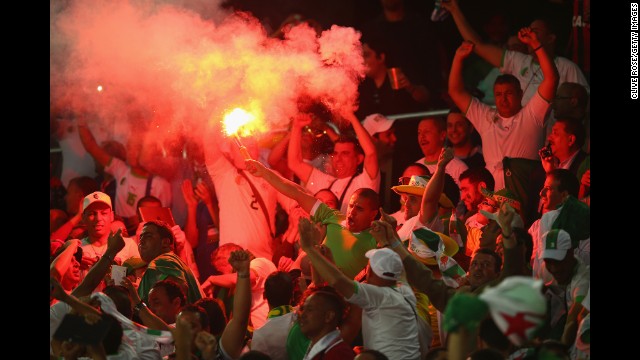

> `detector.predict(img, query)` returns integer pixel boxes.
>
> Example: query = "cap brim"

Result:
[413,232,460,266]
[365,248,378,258]
[83,200,112,213]
[542,249,567,261]
[391,186,453,208]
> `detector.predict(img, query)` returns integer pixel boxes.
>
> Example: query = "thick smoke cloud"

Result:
[50,0,365,146]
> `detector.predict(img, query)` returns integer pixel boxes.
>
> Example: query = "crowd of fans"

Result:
[50,0,590,359]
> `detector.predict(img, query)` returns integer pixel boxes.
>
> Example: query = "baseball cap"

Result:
[542,229,572,260]
[365,248,403,281]
[82,191,112,213]
[362,113,396,136]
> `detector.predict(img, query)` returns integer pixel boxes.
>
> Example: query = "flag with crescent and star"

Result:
[478,276,547,346]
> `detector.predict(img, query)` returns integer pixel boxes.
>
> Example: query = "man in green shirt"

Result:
[137,220,204,304]
[245,159,379,279]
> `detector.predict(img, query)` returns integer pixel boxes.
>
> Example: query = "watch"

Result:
[134,301,147,314]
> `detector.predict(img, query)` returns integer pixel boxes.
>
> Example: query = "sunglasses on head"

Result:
[398,176,412,186]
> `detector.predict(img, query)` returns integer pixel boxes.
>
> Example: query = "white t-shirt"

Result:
[305,167,381,214]
[347,282,421,360]
[104,157,172,218]
[251,312,296,360]
[501,50,590,105]
[57,119,110,188]
[414,156,469,187]
[249,258,278,330]
[206,151,280,261]
[80,236,141,265]
[465,93,550,189]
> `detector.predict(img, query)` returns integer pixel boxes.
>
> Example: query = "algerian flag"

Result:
[91,292,174,344]
[410,227,466,288]
[552,196,590,247]
[478,276,547,346]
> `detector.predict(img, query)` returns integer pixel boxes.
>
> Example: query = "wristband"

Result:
[237,272,250,279]
[390,240,402,249]
[134,301,147,314]
[533,44,543,52]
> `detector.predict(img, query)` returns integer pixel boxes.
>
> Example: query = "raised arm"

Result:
[122,277,172,331]
[267,132,291,169]
[448,41,475,115]
[287,114,315,183]
[371,214,455,312]
[517,27,559,102]
[50,200,83,242]
[220,250,253,359]
[72,230,125,298]
[76,117,112,169]
[342,110,379,179]
[419,147,454,224]
[298,218,356,298]
[442,0,505,68]
[50,239,82,283]
[245,158,318,214]
[181,179,200,249]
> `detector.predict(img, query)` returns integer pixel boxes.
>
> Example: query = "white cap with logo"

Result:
[542,229,572,260]
[82,191,113,213]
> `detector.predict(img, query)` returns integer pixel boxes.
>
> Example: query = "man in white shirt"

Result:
[298,218,422,359]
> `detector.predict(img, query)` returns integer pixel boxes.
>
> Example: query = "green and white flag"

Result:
[410,227,466,288]
[478,276,546,346]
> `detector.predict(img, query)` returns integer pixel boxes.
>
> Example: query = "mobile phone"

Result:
[111,265,128,286]
[138,206,176,227]
[53,313,117,345]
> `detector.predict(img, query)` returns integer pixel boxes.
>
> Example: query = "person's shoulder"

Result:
[555,56,582,68]
[502,50,531,68]
[448,156,469,169]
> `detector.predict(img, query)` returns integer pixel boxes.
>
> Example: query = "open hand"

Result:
[298,217,323,252]
[455,41,474,60]
[244,159,268,178]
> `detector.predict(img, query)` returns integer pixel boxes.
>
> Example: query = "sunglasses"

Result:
[303,126,327,138]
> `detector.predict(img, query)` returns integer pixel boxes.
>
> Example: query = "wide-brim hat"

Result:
[391,174,459,209]
[408,227,459,266]
[480,187,521,211]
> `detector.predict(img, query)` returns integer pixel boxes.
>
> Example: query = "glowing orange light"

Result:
[222,107,255,160]
[223,108,255,136]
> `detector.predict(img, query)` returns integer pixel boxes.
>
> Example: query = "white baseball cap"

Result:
[362,113,396,136]
[542,229,572,260]
[365,247,403,281]
[82,191,113,213]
